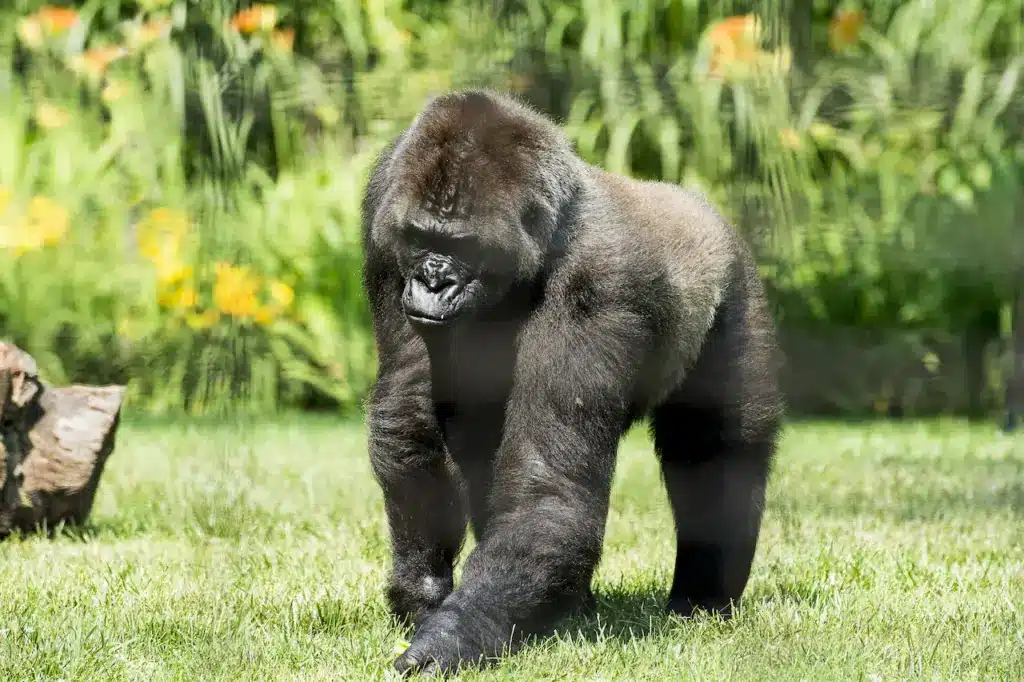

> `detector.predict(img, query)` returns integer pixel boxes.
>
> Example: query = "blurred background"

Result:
[0,0,1021,426]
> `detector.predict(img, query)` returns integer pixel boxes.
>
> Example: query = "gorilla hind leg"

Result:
[652,399,775,618]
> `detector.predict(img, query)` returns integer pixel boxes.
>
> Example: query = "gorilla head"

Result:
[366,92,580,327]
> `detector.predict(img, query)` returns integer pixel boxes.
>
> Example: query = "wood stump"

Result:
[0,342,125,537]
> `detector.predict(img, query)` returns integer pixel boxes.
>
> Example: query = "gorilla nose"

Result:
[418,256,459,293]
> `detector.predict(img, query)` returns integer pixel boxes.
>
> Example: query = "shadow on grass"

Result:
[554,583,786,645]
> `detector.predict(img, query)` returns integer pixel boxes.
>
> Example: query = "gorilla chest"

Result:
[423,320,521,408]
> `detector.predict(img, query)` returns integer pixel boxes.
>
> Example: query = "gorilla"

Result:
[361,90,783,675]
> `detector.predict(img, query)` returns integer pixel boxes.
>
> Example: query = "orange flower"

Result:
[710,14,762,45]
[229,4,278,34]
[37,6,79,34]
[829,10,865,52]
[69,46,129,80]
[17,6,79,49]
[779,127,802,150]
[703,14,790,81]
[707,14,762,76]
[269,27,295,52]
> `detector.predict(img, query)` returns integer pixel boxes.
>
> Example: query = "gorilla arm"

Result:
[394,301,650,674]
[363,156,469,629]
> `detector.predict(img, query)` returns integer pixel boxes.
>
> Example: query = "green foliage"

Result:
[0,0,1021,416]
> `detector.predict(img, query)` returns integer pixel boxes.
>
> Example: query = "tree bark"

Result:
[0,342,125,537]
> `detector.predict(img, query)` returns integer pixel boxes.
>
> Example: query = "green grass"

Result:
[1,417,1021,681]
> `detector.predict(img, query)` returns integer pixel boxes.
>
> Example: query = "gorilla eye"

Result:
[403,222,482,264]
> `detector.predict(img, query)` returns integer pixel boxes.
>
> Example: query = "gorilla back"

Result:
[361,89,783,675]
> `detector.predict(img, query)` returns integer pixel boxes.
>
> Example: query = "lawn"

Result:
[1,417,1021,681]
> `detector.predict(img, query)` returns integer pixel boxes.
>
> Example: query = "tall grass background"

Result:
[0,0,1021,419]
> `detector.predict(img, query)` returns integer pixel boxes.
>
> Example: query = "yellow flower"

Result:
[229,4,278,34]
[186,310,220,330]
[268,279,294,308]
[253,306,276,325]
[34,102,70,130]
[26,196,69,246]
[829,10,865,52]
[0,195,69,255]
[137,207,190,262]
[0,186,11,215]
[123,17,173,50]
[102,79,131,103]
[270,27,295,52]
[139,207,190,240]
[152,255,192,286]
[158,285,198,310]
[17,17,44,50]
[214,262,262,318]
[136,209,194,288]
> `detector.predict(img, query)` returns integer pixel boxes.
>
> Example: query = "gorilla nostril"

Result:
[418,257,459,293]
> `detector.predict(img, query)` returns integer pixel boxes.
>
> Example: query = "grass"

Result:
[1,416,1021,681]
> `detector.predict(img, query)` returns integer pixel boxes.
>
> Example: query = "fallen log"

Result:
[0,342,125,537]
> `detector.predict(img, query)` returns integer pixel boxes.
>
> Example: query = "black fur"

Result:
[361,90,784,675]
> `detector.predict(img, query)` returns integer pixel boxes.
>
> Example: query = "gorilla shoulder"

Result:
[579,168,739,310]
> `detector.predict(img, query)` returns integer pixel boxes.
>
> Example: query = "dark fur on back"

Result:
[360,89,783,676]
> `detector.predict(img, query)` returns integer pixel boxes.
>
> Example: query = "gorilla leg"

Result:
[653,402,772,617]
[652,309,779,618]
[368,370,468,629]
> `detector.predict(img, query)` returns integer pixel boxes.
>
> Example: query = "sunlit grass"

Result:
[1,418,1020,680]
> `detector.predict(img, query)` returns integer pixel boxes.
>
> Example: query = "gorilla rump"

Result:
[361,90,783,675]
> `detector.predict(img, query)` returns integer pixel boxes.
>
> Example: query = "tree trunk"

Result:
[0,343,125,538]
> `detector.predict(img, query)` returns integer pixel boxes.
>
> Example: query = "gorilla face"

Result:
[399,223,489,326]
[387,198,549,329]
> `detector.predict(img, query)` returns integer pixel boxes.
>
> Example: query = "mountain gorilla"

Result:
[361,90,783,675]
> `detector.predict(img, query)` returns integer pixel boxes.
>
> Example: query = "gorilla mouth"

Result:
[406,312,451,326]
[402,278,477,327]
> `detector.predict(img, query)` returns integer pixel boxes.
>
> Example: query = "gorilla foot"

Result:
[392,607,502,677]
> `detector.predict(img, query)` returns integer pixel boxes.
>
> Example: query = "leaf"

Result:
[950,65,984,145]
[978,57,1023,131]
[937,166,960,195]
[969,162,992,191]
[605,114,640,176]
[657,118,682,184]
[951,184,974,209]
